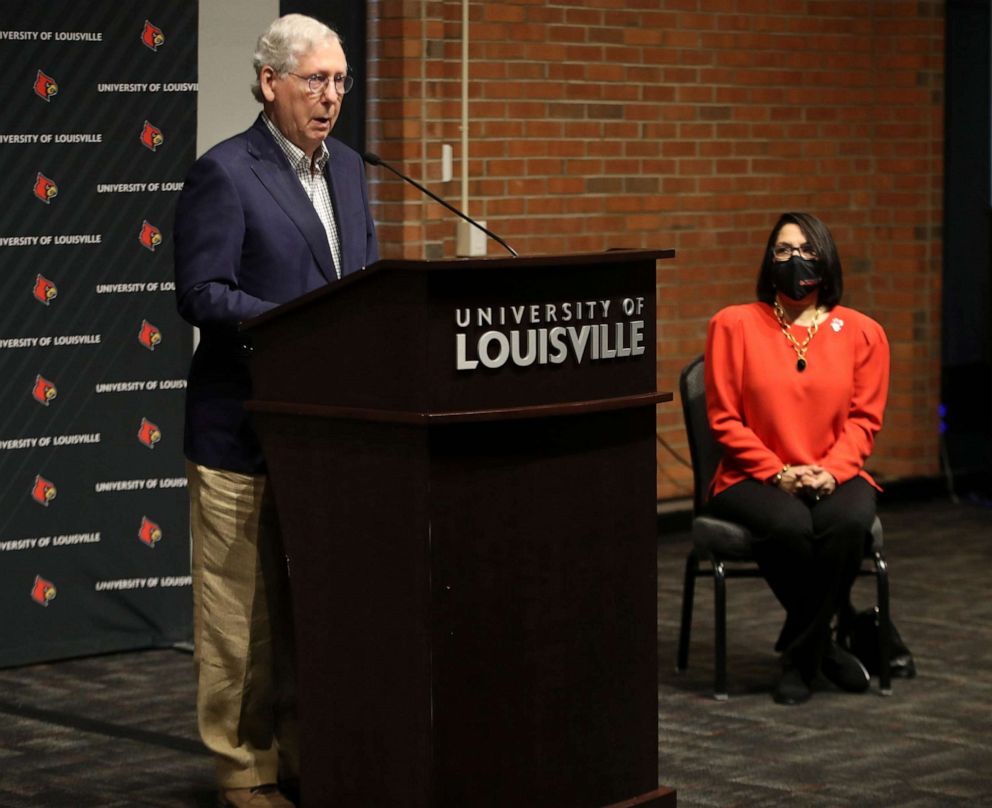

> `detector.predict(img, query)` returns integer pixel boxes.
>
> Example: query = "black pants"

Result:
[706,476,876,679]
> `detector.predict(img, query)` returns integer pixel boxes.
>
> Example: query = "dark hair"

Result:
[756,212,843,309]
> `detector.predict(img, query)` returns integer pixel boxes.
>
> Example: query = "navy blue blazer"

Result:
[174,115,378,473]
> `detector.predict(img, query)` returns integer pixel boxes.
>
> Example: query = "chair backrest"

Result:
[679,354,722,515]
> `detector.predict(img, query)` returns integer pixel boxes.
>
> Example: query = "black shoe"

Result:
[773,664,812,705]
[821,642,870,692]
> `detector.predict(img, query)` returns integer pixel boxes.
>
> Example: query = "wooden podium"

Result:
[243,249,676,807]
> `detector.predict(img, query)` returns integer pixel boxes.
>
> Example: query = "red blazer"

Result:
[704,302,889,498]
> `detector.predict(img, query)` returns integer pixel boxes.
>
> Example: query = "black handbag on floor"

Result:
[836,605,917,679]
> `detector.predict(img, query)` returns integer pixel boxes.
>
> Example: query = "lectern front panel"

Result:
[245,250,676,806]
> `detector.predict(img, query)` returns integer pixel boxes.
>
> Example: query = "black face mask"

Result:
[773,256,822,301]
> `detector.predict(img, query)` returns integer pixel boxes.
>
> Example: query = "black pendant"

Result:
[797,358,807,372]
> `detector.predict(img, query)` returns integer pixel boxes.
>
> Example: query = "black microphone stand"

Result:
[363,152,519,257]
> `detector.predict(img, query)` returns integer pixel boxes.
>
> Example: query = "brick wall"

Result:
[365,0,945,501]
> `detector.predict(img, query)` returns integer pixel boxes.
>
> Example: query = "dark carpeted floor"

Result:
[658,497,992,807]
[0,497,989,807]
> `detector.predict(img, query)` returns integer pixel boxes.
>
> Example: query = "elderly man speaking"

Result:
[173,14,378,808]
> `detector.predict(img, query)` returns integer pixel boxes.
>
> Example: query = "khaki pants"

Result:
[187,462,298,789]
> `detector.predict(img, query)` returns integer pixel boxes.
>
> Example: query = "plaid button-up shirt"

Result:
[262,113,342,279]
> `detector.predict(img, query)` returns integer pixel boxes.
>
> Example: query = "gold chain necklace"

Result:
[773,300,821,372]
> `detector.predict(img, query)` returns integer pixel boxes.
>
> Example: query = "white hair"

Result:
[251,14,342,102]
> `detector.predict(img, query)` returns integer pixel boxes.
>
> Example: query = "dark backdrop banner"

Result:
[0,2,197,667]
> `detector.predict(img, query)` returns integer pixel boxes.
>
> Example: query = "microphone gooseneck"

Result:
[362,152,518,257]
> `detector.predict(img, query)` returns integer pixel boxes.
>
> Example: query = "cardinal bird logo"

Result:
[141,20,165,51]
[32,375,57,406]
[34,173,58,204]
[32,475,57,506]
[138,417,161,448]
[138,220,162,251]
[31,575,57,606]
[34,70,58,101]
[138,320,162,351]
[34,274,58,305]
[140,121,164,151]
[138,516,162,547]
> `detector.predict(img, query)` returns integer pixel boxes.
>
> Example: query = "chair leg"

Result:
[676,550,699,672]
[713,560,728,700]
[874,552,892,695]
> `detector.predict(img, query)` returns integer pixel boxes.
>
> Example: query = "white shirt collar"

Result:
[262,113,329,174]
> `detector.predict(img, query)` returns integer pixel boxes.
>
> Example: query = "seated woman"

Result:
[704,212,889,705]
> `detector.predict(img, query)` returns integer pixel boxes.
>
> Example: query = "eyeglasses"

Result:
[288,72,354,96]
[772,243,819,261]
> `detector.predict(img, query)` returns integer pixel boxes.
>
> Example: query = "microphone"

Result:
[363,152,518,257]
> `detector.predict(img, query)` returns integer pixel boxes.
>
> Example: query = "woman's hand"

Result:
[795,465,837,499]
[775,464,836,499]
[806,468,837,498]
[774,465,806,495]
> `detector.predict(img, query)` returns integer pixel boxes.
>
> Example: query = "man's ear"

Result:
[260,66,277,103]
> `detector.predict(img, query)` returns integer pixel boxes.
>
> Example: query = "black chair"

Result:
[675,354,892,699]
